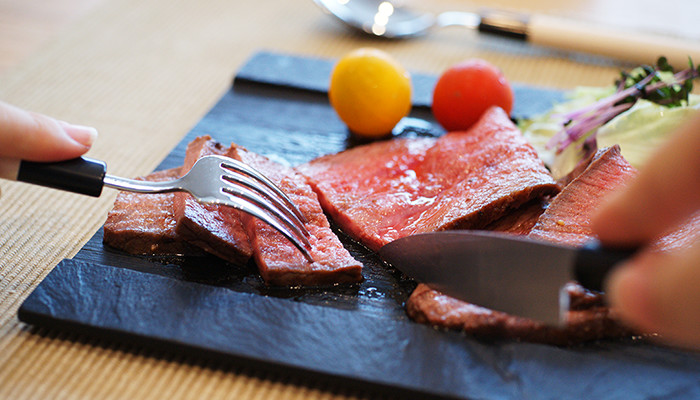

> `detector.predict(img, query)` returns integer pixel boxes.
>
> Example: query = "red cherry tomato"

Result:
[432,59,514,132]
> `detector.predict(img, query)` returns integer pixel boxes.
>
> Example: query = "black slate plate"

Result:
[19,51,700,399]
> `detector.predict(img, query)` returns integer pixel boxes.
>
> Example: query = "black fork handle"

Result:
[17,157,107,197]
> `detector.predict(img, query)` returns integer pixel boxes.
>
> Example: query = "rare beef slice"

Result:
[173,136,253,264]
[483,198,550,235]
[230,144,363,286]
[407,283,632,346]
[103,167,198,255]
[298,107,560,251]
[406,146,642,345]
[528,145,637,245]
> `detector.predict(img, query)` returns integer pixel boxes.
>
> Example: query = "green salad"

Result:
[519,57,700,179]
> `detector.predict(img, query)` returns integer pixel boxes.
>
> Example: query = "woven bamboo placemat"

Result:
[0,0,667,398]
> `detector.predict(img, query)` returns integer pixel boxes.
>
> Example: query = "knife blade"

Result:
[378,231,634,326]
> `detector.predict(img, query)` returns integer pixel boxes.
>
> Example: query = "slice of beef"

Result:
[528,145,637,245]
[173,136,253,264]
[103,167,198,255]
[299,107,560,251]
[299,136,435,251]
[484,198,549,235]
[407,283,631,346]
[406,146,640,345]
[231,145,363,286]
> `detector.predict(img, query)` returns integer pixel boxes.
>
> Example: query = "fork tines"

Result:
[214,157,314,263]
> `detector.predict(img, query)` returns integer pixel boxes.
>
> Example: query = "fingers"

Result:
[606,243,700,349]
[0,101,97,162]
[592,111,700,349]
[591,111,700,246]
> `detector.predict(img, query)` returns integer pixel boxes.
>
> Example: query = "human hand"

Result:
[592,111,700,349]
[0,101,97,162]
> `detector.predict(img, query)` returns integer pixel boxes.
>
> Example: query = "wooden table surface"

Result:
[1,0,699,399]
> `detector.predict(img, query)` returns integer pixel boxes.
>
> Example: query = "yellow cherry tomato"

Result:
[329,48,412,138]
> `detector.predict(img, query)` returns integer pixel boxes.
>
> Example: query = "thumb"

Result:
[606,242,700,349]
[0,101,97,162]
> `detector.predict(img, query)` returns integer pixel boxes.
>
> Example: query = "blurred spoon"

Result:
[313,0,700,66]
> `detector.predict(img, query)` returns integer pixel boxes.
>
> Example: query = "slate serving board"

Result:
[19,51,700,400]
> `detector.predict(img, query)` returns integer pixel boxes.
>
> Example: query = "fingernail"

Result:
[59,121,98,148]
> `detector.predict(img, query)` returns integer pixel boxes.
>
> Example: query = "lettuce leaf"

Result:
[519,88,699,179]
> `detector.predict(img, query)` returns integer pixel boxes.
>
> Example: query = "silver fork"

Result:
[6,155,313,262]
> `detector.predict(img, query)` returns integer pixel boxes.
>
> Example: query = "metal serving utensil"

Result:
[313,0,700,66]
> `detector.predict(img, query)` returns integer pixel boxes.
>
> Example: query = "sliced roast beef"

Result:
[231,145,363,286]
[528,145,637,245]
[103,135,361,287]
[103,167,198,255]
[173,136,253,264]
[299,107,560,251]
[484,198,550,235]
[406,146,640,344]
[407,283,630,346]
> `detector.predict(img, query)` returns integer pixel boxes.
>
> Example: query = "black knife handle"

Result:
[478,10,528,40]
[574,240,637,292]
[17,157,106,197]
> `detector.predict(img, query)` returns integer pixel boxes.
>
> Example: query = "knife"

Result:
[378,231,635,326]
